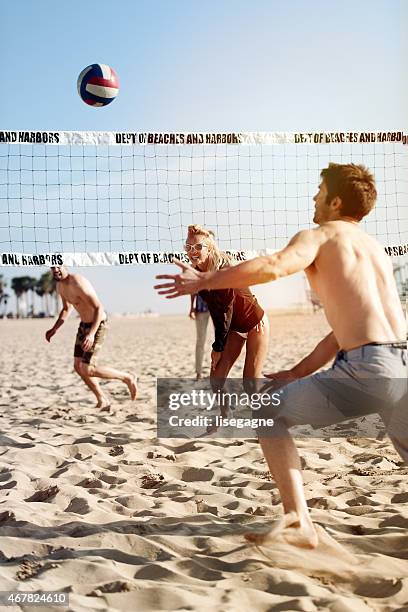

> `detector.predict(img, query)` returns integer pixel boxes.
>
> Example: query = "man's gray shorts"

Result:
[258,343,407,453]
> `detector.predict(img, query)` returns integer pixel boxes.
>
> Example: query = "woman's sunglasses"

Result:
[184,243,208,252]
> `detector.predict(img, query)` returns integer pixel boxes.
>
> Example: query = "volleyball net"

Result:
[0,130,407,266]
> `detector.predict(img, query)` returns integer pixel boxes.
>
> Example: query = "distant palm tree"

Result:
[11,277,26,317]
[11,276,36,317]
[0,275,9,316]
[35,278,45,314]
[37,271,55,316]
[26,276,37,316]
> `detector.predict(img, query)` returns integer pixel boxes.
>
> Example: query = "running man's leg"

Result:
[76,320,137,401]
[74,357,107,407]
[78,362,137,400]
[74,326,110,407]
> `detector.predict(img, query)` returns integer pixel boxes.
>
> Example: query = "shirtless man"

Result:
[46,267,137,409]
[155,163,407,548]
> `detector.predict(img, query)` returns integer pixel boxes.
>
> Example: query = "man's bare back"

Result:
[306,220,405,350]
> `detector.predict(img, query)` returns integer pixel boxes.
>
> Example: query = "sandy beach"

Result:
[0,312,407,611]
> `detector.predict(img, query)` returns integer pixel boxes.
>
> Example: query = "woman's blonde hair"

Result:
[187,224,232,271]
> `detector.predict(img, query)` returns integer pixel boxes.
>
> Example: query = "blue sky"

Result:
[0,0,406,314]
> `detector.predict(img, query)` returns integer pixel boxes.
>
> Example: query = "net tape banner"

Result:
[1,130,408,146]
[0,250,263,267]
[1,245,407,267]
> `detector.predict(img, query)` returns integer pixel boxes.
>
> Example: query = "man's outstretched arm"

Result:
[205,229,322,290]
[155,229,323,298]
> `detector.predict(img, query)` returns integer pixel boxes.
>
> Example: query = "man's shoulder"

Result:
[291,226,327,246]
[317,221,385,255]
[317,221,354,241]
[319,220,362,232]
[319,220,371,242]
[68,273,88,286]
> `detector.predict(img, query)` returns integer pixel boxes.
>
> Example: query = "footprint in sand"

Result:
[109,445,124,456]
[181,467,214,482]
[141,474,165,489]
[353,577,403,598]
[15,558,59,581]
[16,560,43,581]
[0,510,16,523]
[64,497,91,515]
[25,486,60,502]
[88,581,132,596]
[78,478,104,489]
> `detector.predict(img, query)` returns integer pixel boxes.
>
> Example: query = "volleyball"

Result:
[77,64,119,107]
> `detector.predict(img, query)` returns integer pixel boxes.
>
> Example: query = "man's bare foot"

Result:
[96,396,111,411]
[124,375,137,400]
[245,512,319,549]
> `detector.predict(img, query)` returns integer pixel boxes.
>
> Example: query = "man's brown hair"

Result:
[320,163,377,221]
